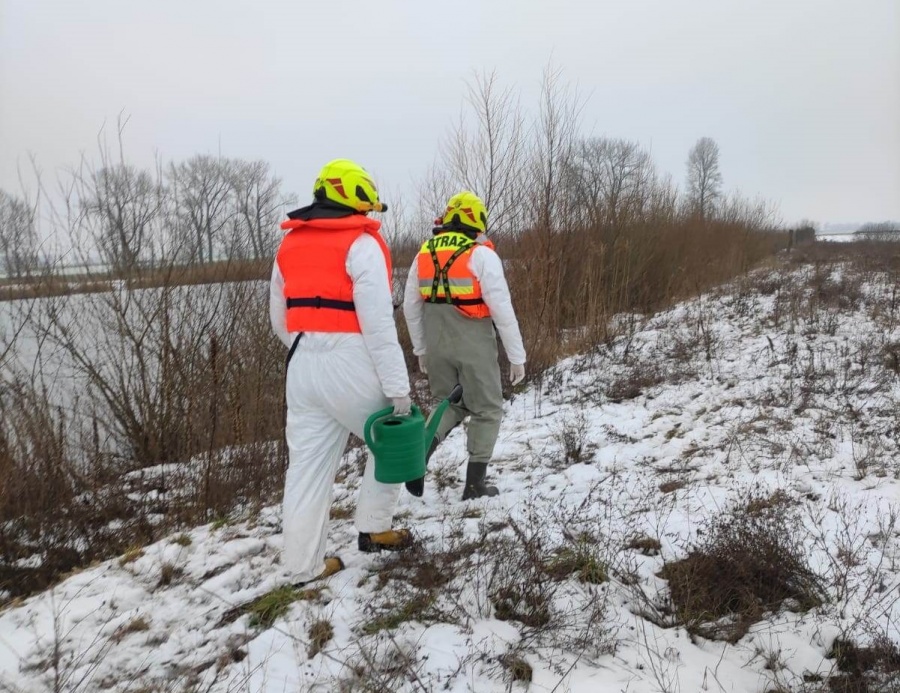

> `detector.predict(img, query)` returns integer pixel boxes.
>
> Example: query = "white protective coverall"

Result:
[270,233,410,583]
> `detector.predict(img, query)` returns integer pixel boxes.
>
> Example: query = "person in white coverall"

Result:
[403,191,526,500]
[270,159,413,586]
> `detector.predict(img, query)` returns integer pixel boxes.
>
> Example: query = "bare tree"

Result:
[0,190,38,278]
[718,192,777,230]
[569,138,656,231]
[529,63,583,234]
[686,136,723,220]
[443,70,526,237]
[57,116,169,272]
[647,172,680,225]
[856,220,900,240]
[78,163,164,272]
[168,155,234,264]
[414,161,456,236]
[227,159,284,260]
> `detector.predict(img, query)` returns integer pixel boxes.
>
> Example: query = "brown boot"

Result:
[293,556,344,587]
[357,529,414,553]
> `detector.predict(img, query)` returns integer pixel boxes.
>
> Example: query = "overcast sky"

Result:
[1,0,898,227]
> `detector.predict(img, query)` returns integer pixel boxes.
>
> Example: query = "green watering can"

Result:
[364,384,464,484]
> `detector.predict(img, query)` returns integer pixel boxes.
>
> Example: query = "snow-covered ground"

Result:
[2,260,899,692]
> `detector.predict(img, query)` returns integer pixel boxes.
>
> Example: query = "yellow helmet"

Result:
[441,191,488,234]
[312,159,386,213]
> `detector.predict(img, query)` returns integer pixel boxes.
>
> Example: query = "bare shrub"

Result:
[358,504,615,668]
[373,539,473,593]
[553,411,594,467]
[360,539,472,635]
[338,639,424,693]
[1,269,286,601]
[823,635,900,693]
[443,70,526,238]
[0,378,147,599]
[659,490,824,642]
[0,130,301,602]
[487,523,562,629]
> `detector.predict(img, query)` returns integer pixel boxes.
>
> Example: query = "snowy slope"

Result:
[2,261,899,692]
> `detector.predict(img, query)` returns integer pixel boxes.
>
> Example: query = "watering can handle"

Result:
[364,404,425,451]
[448,384,463,405]
[364,406,395,451]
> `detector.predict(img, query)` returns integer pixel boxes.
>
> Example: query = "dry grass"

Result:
[329,503,354,520]
[361,592,438,635]
[658,479,688,494]
[626,535,662,556]
[118,547,145,567]
[307,618,334,659]
[0,259,269,303]
[499,220,789,377]
[113,616,151,643]
[500,652,533,683]
[607,365,666,403]
[157,563,183,588]
[358,505,614,659]
[544,544,608,585]
[244,585,322,630]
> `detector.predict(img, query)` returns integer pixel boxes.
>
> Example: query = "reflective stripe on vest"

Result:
[415,231,492,319]
[277,216,392,333]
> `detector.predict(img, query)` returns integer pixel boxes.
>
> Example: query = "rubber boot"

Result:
[358,528,414,553]
[292,556,344,588]
[461,462,499,500]
[404,436,439,498]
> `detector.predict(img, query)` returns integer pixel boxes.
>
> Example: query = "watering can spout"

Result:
[424,384,463,444]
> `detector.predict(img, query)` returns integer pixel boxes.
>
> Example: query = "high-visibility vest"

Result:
[277,215,392,333]
[416,231,493,319]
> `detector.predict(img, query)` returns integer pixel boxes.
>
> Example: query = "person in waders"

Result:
[402,191,526,500]
[270,159,413,587]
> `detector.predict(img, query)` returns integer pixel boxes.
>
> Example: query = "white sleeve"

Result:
[470,246,527,365]
[269,261,294,349]
[347,234,410,399]
[402,259,427,356]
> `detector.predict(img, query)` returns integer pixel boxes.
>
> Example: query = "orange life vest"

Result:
[416,231,493,319]
[277,215,392,333]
